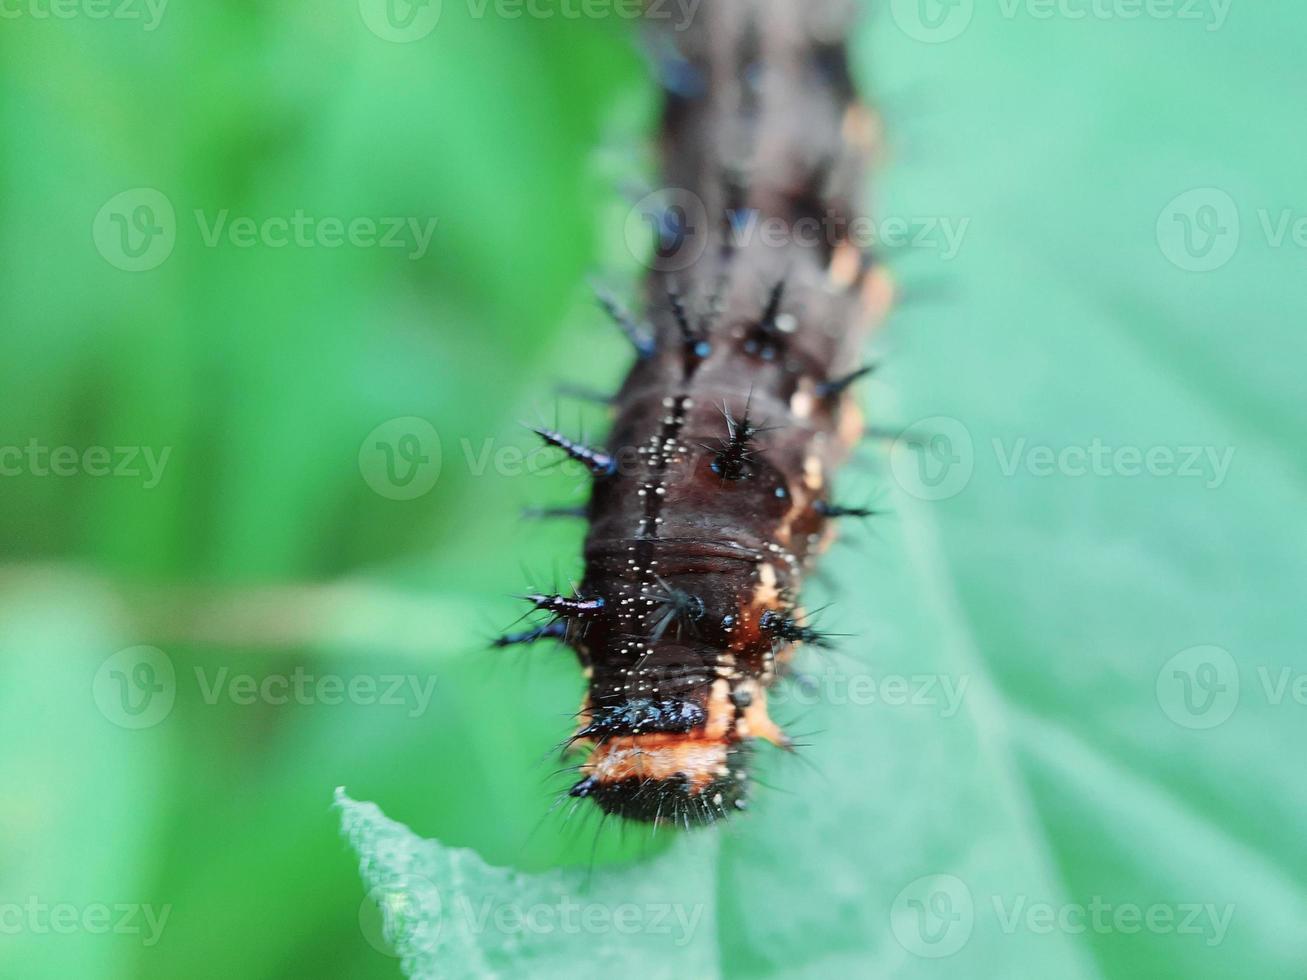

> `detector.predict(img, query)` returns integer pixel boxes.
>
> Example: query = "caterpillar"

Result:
[501,0,889,827]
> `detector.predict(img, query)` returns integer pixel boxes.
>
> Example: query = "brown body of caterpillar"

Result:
[568,378,855,823]
[521,1,890,825]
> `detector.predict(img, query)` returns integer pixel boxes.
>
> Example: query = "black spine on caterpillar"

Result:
[523,0,886,827]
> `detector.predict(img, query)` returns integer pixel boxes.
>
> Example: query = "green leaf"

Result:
[9,2,1307,977]
[338,7,1307,975]
[0,576,172,980]
[336,790,720,978]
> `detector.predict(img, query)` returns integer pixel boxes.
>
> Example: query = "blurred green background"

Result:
[3,0,1305,977]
